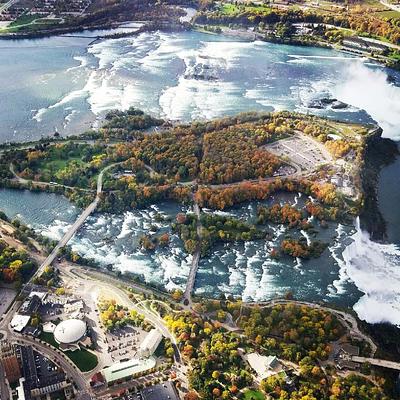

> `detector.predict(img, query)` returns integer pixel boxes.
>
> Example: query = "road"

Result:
[14,335,91,396]
[351,356,400,371]
[0,0,18,14]
[379,0,400,12]
[63,265,183,365]
[0,162,121,399]
[0,291,92,399]
[9,163,93,192]
[183,201,202,305]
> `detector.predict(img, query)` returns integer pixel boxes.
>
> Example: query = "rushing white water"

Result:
[334,62,400,140]
[2,32,400,324]
[342,218,400,325]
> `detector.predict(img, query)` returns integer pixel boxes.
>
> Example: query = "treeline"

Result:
[172,212,266,254]
[194,179,342,210]
[164,312,253,400]
[101,107,164,140]
[10,141,124,189]
[0,240,35,284]
[133,130,201,181]
[98,299,147,331]
[280,237,328,259]
[238,303,344,362]
[257,204,306,228]
[199,123,281,184]
[261,372,389,400]
[196,4,400,45]
[98,182,192,212]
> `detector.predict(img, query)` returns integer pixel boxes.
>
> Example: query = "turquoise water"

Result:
[3,29,400,143]
[1,30,400,323]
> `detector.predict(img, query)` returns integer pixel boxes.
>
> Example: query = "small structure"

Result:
[141,381,179,400]
[245,353,284,381]
[335,343,360,370]
[42,321,56,333]
[64,300,84,316]
[101,357,156,386]
[53,318,88,351]
[90,372,106,388]
[19,295,41,316]
[10,315,31,333]
[139,329,163,357]
[29,291,48,302]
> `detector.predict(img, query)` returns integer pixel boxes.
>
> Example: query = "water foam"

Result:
[334,62,400,139]
[342,218,400,325]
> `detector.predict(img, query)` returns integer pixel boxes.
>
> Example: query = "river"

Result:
[1,28,400,324]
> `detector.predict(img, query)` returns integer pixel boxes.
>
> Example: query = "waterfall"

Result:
[342,217,400,326]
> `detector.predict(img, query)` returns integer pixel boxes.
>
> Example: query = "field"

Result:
[0,13,61,33]
[40,331,98,372]
[243,390,265,400]
[219,2,272,15]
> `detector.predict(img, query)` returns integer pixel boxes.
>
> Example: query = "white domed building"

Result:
[54,319,90,351]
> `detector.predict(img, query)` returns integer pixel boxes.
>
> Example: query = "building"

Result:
[342,36,388,54]
[2,355,21,384]
[335,343,360,370]
[139,329,163,357]
[10,314,31,333]
[140,381,179,400]
[53,318,88,351]
[101,357,156,386]
[16,345,73,400]
[0,339,15,358]
[90,371,106,388]
[19,295,41,316]
[245,353,284,381]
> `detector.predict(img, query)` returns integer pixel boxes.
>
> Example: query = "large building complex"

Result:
[53,318,89,351]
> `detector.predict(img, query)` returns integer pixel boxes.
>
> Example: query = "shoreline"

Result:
[194,25,400,71]
[1,18,397,71]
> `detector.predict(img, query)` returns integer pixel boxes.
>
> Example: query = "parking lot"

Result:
[0,287,17,318]
[265,133,332,173]
[106,326,148,362]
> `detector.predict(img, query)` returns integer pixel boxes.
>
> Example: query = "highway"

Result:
[0,0,18,14]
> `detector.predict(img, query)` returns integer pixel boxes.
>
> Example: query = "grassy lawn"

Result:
[65,348,98,372]
[219,3,271,15]
[220,3,239,15]
[244,390,265,400]
[38,156,83,173]
[8,14,39,27]
[40,332,98,372]
[375,10,400,19]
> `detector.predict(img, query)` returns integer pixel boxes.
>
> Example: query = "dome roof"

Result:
[54,319,86,344]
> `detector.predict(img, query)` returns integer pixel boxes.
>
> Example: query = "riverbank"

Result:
[194,24,400,71]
